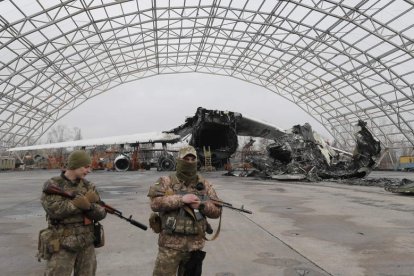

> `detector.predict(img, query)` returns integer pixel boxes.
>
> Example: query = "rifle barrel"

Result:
[220,204,253,214]
[98,202,147,231]
[157,191,253,214]
[44,185,148,231]
[125,215,148,230]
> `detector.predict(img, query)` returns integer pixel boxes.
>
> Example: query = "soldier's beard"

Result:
[176,159,197,184]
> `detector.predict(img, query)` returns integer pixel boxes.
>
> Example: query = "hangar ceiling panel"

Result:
[0,0,413,151]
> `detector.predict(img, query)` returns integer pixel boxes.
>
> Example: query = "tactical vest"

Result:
[160,174,207,235]
[46,176,91,225]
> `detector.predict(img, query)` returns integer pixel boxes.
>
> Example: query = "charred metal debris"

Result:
[384,178,414,194]
[233,120,382,181]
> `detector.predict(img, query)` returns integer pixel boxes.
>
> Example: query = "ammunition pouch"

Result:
[149,212,162,234]
[162,208,205,235]
[93,222,105,248]
[184,250,206,276]
[37,228,60,262]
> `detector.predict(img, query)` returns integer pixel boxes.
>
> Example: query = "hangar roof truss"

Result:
[0,0,413,150]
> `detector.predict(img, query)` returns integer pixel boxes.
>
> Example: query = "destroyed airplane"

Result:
[166,107,285,168]
[244,120,381,181]
[7,107,380,179]
[170,109,381,180]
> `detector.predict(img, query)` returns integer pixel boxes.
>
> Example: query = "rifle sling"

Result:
[204,207,222,241]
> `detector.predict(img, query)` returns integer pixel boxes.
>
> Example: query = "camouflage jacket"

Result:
[148,174,221,251]
[41,172,106,251]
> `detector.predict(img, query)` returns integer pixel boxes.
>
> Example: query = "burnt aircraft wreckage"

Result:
[7,107,380,179]
[243,120,381,181]
[166,107,285,168]
[163,111,381,179]
[384,178,414,194]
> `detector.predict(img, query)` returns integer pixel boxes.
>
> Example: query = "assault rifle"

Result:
[195,193,252,214]
[155,182,253,215]
[43,185,147,231]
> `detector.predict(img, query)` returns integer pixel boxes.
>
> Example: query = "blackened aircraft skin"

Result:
[246,120,381,180]
[166,107,285,168]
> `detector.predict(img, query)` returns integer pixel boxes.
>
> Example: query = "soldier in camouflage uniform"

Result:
[39,150,107,276]
[148,146,222,276]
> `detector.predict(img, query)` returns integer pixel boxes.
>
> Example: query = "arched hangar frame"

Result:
[0,0,413,153]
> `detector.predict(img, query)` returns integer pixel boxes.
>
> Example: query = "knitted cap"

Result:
[67,150,91,169]
[178,145,197,159]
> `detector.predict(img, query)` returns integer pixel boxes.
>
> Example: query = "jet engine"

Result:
[157,152,176,171]
[114,154,130,172]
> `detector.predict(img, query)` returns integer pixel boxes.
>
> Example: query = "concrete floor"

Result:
[1,169,414,276]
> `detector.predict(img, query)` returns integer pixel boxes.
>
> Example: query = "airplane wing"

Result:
[165,107,286,140]
[7,132,182,152]
[235,115,286,139]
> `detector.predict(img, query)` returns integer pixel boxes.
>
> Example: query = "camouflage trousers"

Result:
[153,246,191,276]
[44,244,96,276]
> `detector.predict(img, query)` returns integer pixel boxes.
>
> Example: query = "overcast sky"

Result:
[53,73,333,142]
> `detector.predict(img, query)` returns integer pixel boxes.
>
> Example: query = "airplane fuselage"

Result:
[189,108,239,167]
